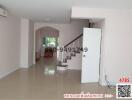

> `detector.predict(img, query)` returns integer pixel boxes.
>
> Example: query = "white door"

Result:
[81,28,101,83]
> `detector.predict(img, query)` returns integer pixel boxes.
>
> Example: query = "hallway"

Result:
[0,57,115,100]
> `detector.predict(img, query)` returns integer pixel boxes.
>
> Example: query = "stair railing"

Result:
[61,33,83,64]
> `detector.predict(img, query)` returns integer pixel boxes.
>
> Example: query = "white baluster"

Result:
[61,50,63,62]
[78,38,80,47]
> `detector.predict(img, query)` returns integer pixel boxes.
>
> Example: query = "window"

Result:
[42,37,57,47]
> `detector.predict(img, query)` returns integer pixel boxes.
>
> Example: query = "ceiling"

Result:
[0,0,132,23]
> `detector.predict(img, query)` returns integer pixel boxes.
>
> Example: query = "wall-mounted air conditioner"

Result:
[0,7,7,17]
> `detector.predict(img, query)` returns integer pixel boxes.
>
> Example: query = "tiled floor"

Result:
[0,56,117,100]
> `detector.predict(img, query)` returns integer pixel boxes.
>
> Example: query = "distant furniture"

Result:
[36,52,41,61]
[44,47,53,57]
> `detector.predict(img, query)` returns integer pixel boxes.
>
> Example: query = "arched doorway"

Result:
[35,26,59,62]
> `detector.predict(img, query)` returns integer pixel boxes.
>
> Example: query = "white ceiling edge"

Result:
[0,0,132,23]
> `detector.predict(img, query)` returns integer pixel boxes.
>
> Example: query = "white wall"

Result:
[72,7,132,85]
[20,19,29,68]
[93,20,105,85]
[0,15,20,78]
[28,21,34,67]
[20,18,34,68]
[67,53,82,70]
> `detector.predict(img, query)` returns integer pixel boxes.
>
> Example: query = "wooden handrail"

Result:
[64,33,83,48]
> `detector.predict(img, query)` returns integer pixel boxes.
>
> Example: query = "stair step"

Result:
[66,56,71,60]
[75,51,80,53]
[70,53,76,56]
[63,58,67,63]
[62,62,67,65]
[57,64,68,71]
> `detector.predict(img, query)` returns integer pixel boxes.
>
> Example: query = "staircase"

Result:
[57,34,83,71]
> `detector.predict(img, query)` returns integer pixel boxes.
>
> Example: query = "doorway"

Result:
[35,26,59,62]
[42,37,58,58]
[35,26,59,75]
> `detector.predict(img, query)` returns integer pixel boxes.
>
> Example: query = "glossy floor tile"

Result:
[0,57,117,100]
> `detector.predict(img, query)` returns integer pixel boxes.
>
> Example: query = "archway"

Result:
[35,26,59,61]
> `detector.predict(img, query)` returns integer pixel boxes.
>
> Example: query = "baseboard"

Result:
[0,67,19,79]
[99,81,107,86]
[68,68,81,70]
[20,63,34,68]
[99,79,117,86]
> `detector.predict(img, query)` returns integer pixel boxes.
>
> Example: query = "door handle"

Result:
[83,55,86,57]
